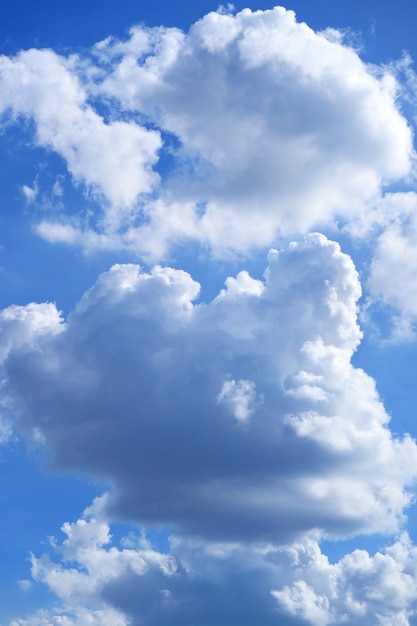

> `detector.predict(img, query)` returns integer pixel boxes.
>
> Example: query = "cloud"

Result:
[11,499,417,626]
[367,195,417,340]
[0,302,63,362]
[343,192,417,343]
[14,495,173,626]
[272,532,417,625]
[0,49,161,229]
[2,234,417,544]
[85,6,413,255]
[0,7,413,257]
[3,5,417,626]
[217,378,259,423]
[21,182,38,204]
[9,497,134,625]
[0,301,64,444]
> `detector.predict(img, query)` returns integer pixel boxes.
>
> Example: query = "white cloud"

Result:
[85,5,413,256]
[2,234,417,544]
[217,378,259,423]
[3,5,417,625]
[272,532,417,625]
[9,610,126,626]
[369,210,417,316]
[9,496,174,626]
[0,414,13,444]
[0,49,161,229]
[11,502,417,626]
[0,7,413,258]
[0,302,63,361]
[347,192,417,343]
[21,182,38,203]
[0,302,63,444]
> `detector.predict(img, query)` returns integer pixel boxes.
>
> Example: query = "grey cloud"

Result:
[2,234,416,544]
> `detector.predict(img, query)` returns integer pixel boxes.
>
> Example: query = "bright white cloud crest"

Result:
[0,6,413,257]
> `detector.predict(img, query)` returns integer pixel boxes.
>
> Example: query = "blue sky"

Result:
[2,1,417,625]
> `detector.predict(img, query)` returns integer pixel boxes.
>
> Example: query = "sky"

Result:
[2,1,417,624]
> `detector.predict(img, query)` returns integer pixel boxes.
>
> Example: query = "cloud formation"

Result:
[366,193,417,341]
[3,6,417,624]
[343,191,417,342]
[0,7,413,257]
[2,234,417,546]
[11,496,417,626]
[0,49,161,229]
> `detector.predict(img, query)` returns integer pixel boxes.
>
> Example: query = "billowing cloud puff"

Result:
[0,7,413,257]
[11,498,417,626]
[343,192,417,342]
[92,6,412,255]
[2,234,417,544]
[272,532,417,625]
[366,193,417,341]
[0,302,63,362]
[0,302,63,443]
[9,496,163,626]
[0,49,161,228]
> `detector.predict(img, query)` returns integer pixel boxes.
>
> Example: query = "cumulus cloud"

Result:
[342,192,417,342]
[367,194,417,341]
[3,5,417,625]
[2,234,417,544]
[217,378,259,423]
[94,6,412,249]
[0,49,161,229]
[0,302,63,362]
[11,500,417,626]
[272,532,417,625]
[0,7,413,257]
[9,495,171,626]
[0,302,64,445]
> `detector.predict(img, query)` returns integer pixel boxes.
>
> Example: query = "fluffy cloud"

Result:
[10,499,417,626]
[9,495,173,626]
[0,49,161,228]
[342,192,417,342]
[0,302,63,362]
[2,234,417,544]
[272,532,417,625]
[366,193,417,341]
[0,302,63,444]
[1,7,414,257]
[94,5,412,254]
